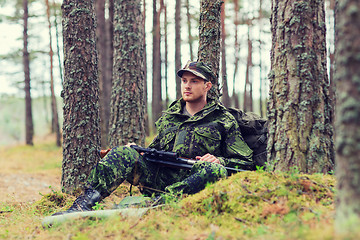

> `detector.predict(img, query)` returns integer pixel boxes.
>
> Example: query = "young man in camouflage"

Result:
[54,61,253,215]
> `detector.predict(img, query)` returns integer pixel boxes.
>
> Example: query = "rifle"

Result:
[130,145,247,174]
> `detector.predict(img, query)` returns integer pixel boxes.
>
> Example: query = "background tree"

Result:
[185,0,194,61]
[220,0,230,107]
[232,0,240,109]
[151,0,162,129]
[174,0,182,99]
[23,0,34,146]
[61,0,101,193]
[95,0,112,148]
[197,0,222,100]
[267,0,334,173]
[335,0,360,234]
[244,25,253,112]
[108,0,146,147]
[45,0,61,147]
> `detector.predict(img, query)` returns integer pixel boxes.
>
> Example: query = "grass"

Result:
[0,141,358,239]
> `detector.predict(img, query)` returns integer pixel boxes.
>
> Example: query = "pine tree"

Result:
[267,0,334,173]
[61,0,101,193]
[108,0,146,146]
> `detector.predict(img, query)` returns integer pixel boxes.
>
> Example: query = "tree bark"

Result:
[108,0,146,147]
[23,0,34,146]
[61,0,101,193]
[335,0,360,234]
[267,0,334,173]
[197,0,222,100]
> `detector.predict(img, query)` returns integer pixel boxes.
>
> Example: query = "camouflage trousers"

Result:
[86,146,227,197]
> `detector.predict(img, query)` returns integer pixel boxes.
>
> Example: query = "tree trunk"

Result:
[197,0,222,100]
[108,0,146,147]
[105,0,114,144]
[95,0,111,148]
[186,0,194,61]
[61,0,101,194]
[232,0,240,109]
[175,0,182,99]
[53,0,64,86]
[152,0,162,128]
[143,0,149,136]
[244,26,253,112]
[258,0,264,117]
[46,0,61,147]
[23,0,34,146]
[335,0,360,234]
[220,0,230,107]
[162,0,169,108]
[267,0,334,173]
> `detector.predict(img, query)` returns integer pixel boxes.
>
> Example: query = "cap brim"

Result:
[177,69,208,81]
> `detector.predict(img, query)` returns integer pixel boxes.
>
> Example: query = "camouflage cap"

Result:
[177,60,215,82]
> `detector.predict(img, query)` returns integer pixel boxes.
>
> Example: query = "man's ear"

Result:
[205,81,212,91]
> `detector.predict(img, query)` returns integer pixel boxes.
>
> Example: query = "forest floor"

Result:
[0,138,358,239]
[0,136,62,204]
[0,172,60,203]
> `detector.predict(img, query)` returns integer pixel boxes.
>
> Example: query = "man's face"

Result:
[181,72,212,103]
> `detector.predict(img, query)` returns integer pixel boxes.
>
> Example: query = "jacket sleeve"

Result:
[217,120,254,170]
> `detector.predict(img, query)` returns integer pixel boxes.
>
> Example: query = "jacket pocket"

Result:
[192,124,222,154]
[159,126,177,151]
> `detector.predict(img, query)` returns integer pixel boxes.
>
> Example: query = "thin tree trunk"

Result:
[244,25,253,112]
[186,0,194,61]
[46,0,61,147]
[175,0,182,99]
[95,0,110,148]
[105,0,114,144]
[162,0,169,107]
[258,0,264,117]
[232,0,240,109]
[152,0,162,127]
[220,0,230,107]
[197,0,222,100]
[335,0,360,234]
[143,0,149,136]
[23,0,34,146]
[53,0,63,86]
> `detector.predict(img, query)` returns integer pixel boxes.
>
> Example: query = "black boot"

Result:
[52,187,102,216]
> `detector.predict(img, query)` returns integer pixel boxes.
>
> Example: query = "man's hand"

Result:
[100,148,111,158]
[196,154,221,165]
[126,142,137,148]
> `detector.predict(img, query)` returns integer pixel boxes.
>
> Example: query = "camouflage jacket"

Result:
[148,98,254,170]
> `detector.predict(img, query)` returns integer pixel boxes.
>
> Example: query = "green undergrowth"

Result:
[1,170,345,239]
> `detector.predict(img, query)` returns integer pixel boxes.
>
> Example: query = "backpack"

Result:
[227,108,268,169]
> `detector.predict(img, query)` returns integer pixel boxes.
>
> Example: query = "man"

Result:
[54,61,253,215]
